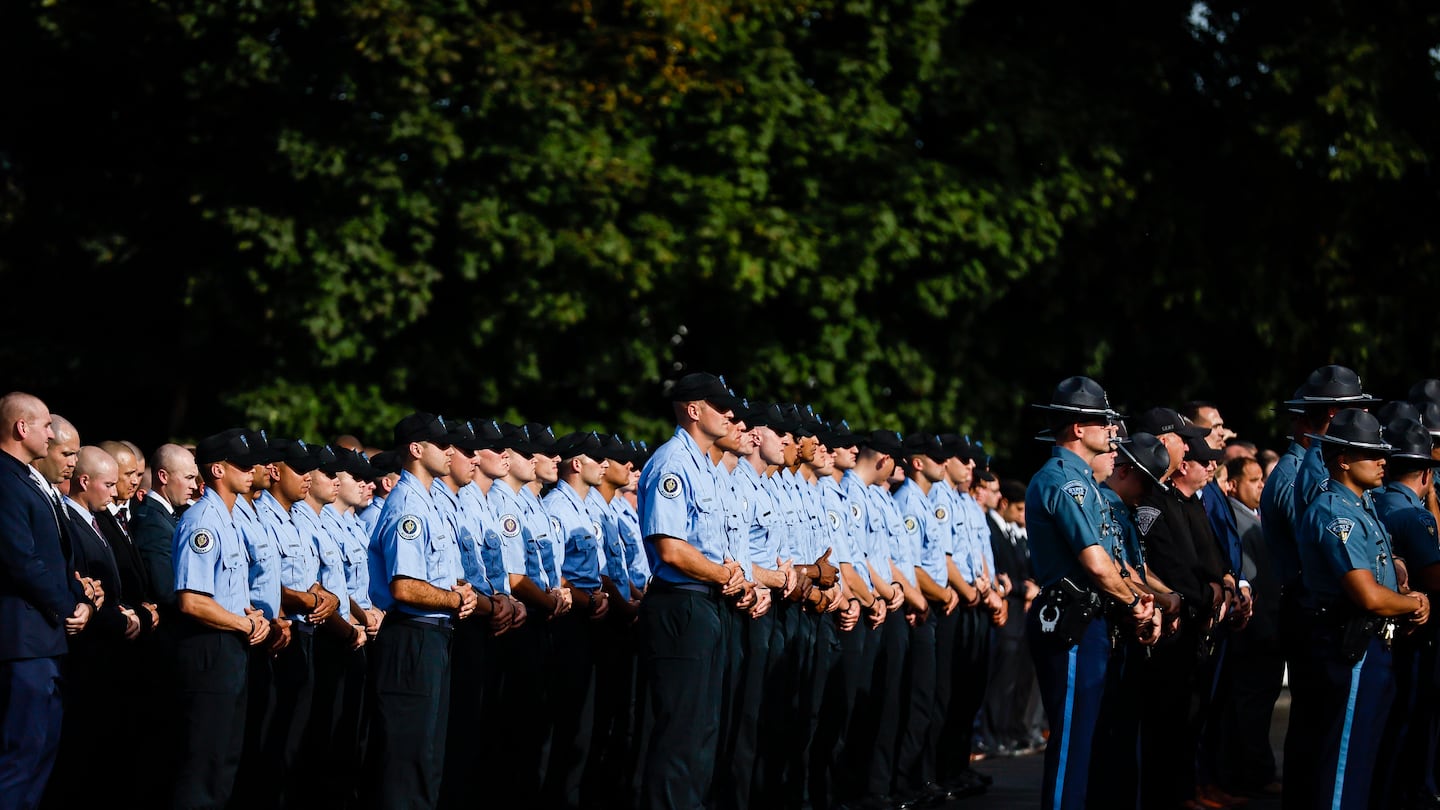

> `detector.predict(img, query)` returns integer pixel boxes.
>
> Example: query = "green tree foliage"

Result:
[3,0,1439,467]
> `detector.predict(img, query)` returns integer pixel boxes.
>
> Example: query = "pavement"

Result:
[956,692,1289,809]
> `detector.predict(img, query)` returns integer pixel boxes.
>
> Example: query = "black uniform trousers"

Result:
[438,616,489,810]
[929,603,960,765]
[363,615,453,810]
[713,603,747,809]
[544,611,598,809]
[727,608,773,810]
[234,646,277,810]
[939,605,990,784]
[808,612,851,810]
[493,620,551,804]
[863,610,910,798]
[172,626,249,810]
[297,628,359,805]
[895,608,939,794]
[758,598,800,799]
[833,617,875,804]
[256,626,314,808]
[1140,621,1203,810]
[590,607,641,808]
[639,583,722,810]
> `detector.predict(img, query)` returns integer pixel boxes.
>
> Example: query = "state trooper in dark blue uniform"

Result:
[1087,432,1169,810]
[637,373,748,809]
[1269,366,1381,810]
[172,429,270,810]
[1369,417,1440,809]
[1025,377,1154,810]
[1293,408,1429,810]
[363,413,480,810]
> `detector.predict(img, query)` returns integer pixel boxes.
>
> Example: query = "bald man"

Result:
[130,443,198,615]
[46,447,142,807]
[0,392,92,810]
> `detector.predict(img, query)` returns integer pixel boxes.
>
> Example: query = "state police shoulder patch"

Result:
[1062,480,1088,506]
[189,529,215,554]
[934,506,948,521]
[501,515,521,538]
[1135,506,1161,536]
[398,515,422,540]
[828,510,841,530]
[1327,517,1355,544]
[850,503,862,520]
[904,516,919,533]
[659,473,682,499]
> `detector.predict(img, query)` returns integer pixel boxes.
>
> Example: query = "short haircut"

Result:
[999,479,1026,504]
[1225,438,1257,453]
[1179,401,1217,421]
[1224,456,1258,481]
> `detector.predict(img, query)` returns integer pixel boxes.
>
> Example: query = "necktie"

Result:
[89,515,110,548]
[114,506,130,536]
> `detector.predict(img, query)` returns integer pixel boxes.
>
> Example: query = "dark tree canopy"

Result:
[3,0,1438,470]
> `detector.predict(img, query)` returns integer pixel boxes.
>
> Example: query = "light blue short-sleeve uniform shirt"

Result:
[173,488,250,617]
[638,428,727,586]
[294,502,349,622]
[368,471,461,618]
[517,486,560,589]
[233,496,281,618]
[256,490,318,623]
[544,480,605,592]
[612,495,651,594]
[895,478,948,586]
[587,488,631,599]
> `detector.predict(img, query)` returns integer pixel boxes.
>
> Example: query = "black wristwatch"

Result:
[1125,591,1141,610]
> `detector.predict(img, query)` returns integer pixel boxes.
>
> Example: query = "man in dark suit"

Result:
[122,443,196,627]
[1217,454,1285,796]
[46,446,142,808]
[0,392,93,810]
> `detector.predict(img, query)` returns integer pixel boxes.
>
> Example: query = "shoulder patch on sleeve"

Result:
[934,506,948,521]
[659,473,682,499]
[903,515,919,533]
[1327,517,1354,544]
[1062,480,1088,506]
[850,503,862,520]
[500,515,521,537]
[1319,479,1330,492]
[398,515,422,540]
[1135,506,1161,536]
[189,528,215,554]
[828,510,841,530]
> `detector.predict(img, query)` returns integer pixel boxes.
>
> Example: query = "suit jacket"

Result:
[128,494,178,610]
[0,450,87,661]
[1230,495,1279,641]
[63,505,130,647]
[987,511,1030,601]
[95,504,157,632]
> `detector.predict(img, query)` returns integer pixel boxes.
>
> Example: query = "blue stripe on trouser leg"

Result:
[1027,609,1109,810]
[1308,633,1394,810]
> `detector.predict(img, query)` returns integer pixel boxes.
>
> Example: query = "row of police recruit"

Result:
[0,365,1435,810]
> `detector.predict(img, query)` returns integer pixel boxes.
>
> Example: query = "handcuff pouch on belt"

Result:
[1037,577,1102,646]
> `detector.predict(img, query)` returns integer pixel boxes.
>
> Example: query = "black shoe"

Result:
[964,767,993,787]
[941,772,986,798]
